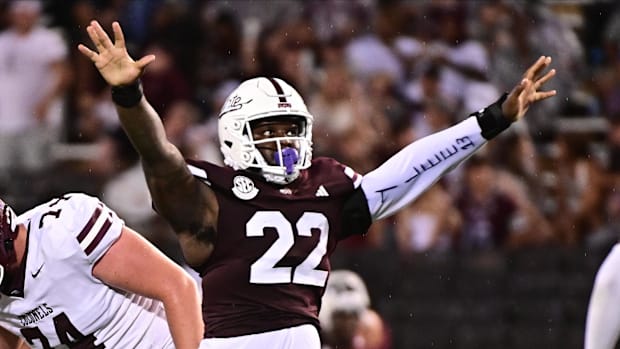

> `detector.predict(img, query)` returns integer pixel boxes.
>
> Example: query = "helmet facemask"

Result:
[245,115,312,184]
[218,77,314,185]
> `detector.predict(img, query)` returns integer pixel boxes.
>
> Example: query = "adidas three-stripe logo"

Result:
[315,185,329,197]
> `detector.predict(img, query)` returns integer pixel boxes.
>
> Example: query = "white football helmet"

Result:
[218,77,314,184]
[319,270,371,332]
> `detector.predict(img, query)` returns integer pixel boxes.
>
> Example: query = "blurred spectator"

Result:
[394,184,461,254]
[456,152,552,250]
[195,6,241,104]
[365,72,406,155]
[588,117,620,247]
[593,60,620,118]
[73,84,117,140]
[184,79,237,165]
[140,42,193,117]
[603,3,620,64]
[308,65,371,162]
[162,100,201,158]
[455,156,519,251]
[100,127,149,228]
[320,270,391,349]
[488,130,549,213]
[100,126,184,263]
[545,134,607,245]
[425,2,497,115]
[254,20,316,96]
[344,18,404,84]
[403,64,458,120]
[0,0,71,178]
[304,0,370,44]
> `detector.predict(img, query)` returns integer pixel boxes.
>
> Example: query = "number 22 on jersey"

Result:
[246,211,329,287]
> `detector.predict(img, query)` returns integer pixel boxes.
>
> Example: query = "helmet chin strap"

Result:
[274,147,299,175]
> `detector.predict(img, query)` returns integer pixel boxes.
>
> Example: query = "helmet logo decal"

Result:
[232,176,259,200]
[219,95,253,118]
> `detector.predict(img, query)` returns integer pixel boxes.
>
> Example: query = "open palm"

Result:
[78,21,155,86]
[502,56,557,122]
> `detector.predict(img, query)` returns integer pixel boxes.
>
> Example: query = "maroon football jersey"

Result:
[186,157,362,337]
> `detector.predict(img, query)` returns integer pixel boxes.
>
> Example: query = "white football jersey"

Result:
[0,193,174,348]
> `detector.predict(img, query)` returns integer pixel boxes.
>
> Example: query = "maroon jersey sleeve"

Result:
[184,157,363,337]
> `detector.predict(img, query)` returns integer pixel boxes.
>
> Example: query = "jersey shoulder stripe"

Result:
[188,163,209,182]
[343,166,363,189]
[75,202,114,256]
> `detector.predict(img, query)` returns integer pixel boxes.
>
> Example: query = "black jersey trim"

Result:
[340,187,372,239]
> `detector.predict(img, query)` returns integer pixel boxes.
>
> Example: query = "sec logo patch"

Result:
[232,176,259,200]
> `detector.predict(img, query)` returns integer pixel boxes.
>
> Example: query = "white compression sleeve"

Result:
[360,117,487,221]
[585,244,620,349]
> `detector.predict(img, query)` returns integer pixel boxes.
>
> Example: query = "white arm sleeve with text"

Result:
[361,117,486,221]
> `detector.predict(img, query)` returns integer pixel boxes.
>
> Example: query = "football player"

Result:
[585,244,620,349]
[320,270,389,349]
[78,20,556,349]
[0,193,202,348]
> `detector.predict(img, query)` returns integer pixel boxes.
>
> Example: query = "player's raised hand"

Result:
[502,55,557,122]
[78,21,155,86]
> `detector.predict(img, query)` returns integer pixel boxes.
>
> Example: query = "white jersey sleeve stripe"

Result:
[344,166,363,189]
[188,164,208,180]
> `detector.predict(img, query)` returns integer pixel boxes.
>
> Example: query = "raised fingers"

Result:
[90,20,114,51]
[533,89,557,102]
[534,68,556,90]
[86,24,104,52]
[136,54,157,70]
[112,22,126,49]
[525,56,552,81]
[77,44,98,61]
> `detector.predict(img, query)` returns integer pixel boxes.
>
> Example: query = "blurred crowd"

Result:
[1,0,620,263]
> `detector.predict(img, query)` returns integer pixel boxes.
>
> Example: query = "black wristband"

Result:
[474,92,510,140]
[111,80,143,108]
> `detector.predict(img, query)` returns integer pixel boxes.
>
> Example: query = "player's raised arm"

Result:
[93,226,203,349]
[358,56,556,221]
[78,20,217,265]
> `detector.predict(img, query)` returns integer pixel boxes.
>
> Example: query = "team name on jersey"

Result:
[18,303,54,326]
